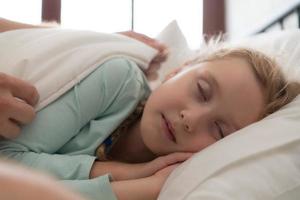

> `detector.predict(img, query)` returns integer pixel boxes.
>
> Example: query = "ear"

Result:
[163,66,184,82]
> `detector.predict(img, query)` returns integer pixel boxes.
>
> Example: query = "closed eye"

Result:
[215,122,225,139]
[197,83,207,101]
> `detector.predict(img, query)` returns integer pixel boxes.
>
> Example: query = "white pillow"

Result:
[158,28,300,200]
[148,20,193,89]
[228,30,300,82]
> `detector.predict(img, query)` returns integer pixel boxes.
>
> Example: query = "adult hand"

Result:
[0,73,39,139]
[118,31,168,80]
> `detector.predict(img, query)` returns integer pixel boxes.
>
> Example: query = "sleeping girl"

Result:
[0,30,300,200]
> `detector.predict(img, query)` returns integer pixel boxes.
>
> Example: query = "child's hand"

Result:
[111,163,182,200]
[90,152,193,181]
[142,152,193,177]
[153,163,181,187]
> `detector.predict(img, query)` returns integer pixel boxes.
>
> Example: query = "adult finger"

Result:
[146,62,161,81]
[0,119,21,139]
[120,31,168,60]
[0,73,39,106]
[4,97,36,125]
[151,48,168,63]
[135,32,167,53]
[147,61,162,73]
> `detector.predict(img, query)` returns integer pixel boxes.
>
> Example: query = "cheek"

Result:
[145,89,171,111]
[185,135,216,152]
[139,114,154,147]
[139,114,164,155]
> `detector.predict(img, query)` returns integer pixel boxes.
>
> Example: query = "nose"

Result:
[180,108,210,133]
[180,112,191,133]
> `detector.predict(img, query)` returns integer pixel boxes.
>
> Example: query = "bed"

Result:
[1,2,300,200]
[154,1,300,200]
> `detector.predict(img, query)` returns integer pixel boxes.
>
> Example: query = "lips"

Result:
[162,114,177,143]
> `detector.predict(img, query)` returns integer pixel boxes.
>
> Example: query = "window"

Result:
[134,0,202,49]
[1,0,202,49]
[0,0,42,24]
[61,0,132,32]
[62,0,202,48]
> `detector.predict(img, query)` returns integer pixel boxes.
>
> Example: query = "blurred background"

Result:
[0,0,299,48]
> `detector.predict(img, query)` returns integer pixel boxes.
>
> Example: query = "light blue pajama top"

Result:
[0,58,151,200]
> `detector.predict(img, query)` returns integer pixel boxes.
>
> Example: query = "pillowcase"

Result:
[148,20,193,89]
[157,28,300,200]
[228,30,300,81]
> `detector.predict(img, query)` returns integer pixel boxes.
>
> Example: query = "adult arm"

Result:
[0,18,53,33]
[0,161,85,200]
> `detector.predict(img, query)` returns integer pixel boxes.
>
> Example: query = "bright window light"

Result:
[61,0,132,33]
[0,0,203,48]
[134,0,203,49]
[0,0,42,24]
[61,0,202,48]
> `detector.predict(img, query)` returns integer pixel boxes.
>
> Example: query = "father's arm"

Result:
[0,161,85,200]
[0,18,56,33]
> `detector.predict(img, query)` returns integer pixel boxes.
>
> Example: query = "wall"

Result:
[226,0,299,39]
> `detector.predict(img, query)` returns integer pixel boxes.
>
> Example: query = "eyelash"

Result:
[197,83,207,101]
[198,83,224,139]
[215,122,225,139]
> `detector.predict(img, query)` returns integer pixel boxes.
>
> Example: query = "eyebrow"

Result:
[205,72,242,132]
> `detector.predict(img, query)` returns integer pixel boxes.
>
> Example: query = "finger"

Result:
[164,152,194,165]
[0,119,21,139]
[145,62,161,81]
[146,73,159,81]
[0,73,39,106]
[155,163,181,177]
[147,61,162,73]
[121,31,168,62]
[0,96,36,125]
[152,48,169,63]
[137,33,167,53]
[148,39,167,54]
[150,51,168,70]
[8,98,36,125]
[146,62,161,77]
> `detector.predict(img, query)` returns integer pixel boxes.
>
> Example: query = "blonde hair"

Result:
[185,47,300,119]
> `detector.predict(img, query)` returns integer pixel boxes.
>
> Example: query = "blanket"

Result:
[0,28,157,111]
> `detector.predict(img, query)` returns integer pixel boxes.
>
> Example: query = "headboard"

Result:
[252,0,300,34]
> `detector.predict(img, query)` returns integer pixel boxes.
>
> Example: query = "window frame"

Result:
[41,0,224,35]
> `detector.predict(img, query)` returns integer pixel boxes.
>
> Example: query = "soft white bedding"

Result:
[156,22,300,200]
[0,28,157,111]
[2,22,300,200]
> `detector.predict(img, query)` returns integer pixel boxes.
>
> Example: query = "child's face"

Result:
[140,57,265,156]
